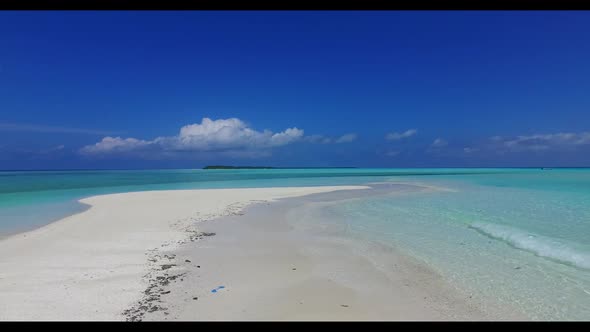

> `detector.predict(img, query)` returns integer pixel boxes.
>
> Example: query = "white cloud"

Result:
[431,138,448,148]
[171,118,304,150]
[385,129,417,141]
[80,118,304,157]
[81,137,150,154]
[490,132,590,152]
[334,133,358,143]
[80,117,355,158]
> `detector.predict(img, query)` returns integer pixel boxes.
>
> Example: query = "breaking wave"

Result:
[469,222,590,270]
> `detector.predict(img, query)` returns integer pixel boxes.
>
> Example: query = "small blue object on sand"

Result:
[211,286,225,293]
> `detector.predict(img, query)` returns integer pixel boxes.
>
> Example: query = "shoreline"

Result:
[0,201,92,241]
[0,186,369,320]
[137,184,525,321]
[0,184,526,320]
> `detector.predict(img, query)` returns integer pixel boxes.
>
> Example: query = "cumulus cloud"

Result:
[385,129,417,141]
[80,117,355,158]
[170,118,304,151]
[81,137,150,154]
[431,138,448,148]
[490,132,590,152]
[80,118,304,157]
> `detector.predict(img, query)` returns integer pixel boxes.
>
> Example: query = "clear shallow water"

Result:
[310,171,590,320]
[1,168,589,319]
[0,168,511,234]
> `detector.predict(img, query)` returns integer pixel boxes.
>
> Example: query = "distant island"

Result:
[203,166,357,169]
[203,166,276,169]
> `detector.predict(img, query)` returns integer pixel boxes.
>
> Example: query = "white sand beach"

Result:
[0,185,522,321]
[0,186,367,320]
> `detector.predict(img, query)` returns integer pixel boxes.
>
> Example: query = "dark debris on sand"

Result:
[123,269,187,321]
[122,230,216,321]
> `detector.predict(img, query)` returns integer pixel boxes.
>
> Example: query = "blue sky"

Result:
[1,11,590,169]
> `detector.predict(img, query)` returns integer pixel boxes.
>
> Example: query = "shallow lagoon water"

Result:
[1,168,589,319]
[0,168,512,234]
[311,173,590,320]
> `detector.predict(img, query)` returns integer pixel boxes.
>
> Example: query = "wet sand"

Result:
[138,184,523,321]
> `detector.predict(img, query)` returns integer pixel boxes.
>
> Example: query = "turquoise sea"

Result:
[1,168,589,319]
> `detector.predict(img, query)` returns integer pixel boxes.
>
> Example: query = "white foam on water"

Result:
[469,222,590,270]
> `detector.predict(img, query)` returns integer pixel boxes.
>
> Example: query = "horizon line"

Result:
[2,166,590,172]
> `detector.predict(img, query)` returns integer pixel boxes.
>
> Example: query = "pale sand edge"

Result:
[0,186,369,321]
